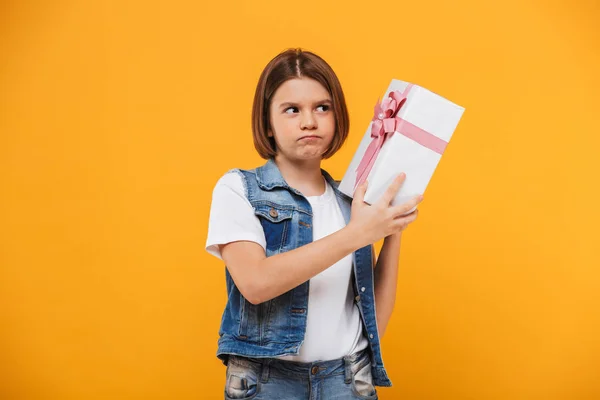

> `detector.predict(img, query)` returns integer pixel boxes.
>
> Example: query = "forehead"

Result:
[271,78,331,104]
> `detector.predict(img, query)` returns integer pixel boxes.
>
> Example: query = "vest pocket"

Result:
[253,204,294,253]
[238,290,291,343]
[238,296,276,341]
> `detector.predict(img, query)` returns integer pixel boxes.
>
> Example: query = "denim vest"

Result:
[216,158,392,387]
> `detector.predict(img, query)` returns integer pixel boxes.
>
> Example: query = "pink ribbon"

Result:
[353,84,449,191]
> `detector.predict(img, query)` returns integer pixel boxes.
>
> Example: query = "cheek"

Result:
[271,117,296,139]
[322,114,336,134]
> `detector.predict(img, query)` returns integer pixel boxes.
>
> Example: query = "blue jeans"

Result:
[224,348,378,400]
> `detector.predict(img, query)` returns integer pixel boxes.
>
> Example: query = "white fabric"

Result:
[206,172,369,362]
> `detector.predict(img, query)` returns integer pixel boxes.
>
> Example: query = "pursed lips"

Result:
[298,135,321,141]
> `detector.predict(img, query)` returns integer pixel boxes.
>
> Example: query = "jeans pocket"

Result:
[225,357,260,400]
[351,357,378,399]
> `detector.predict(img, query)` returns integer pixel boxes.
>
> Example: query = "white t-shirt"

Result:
[206,171,369,362]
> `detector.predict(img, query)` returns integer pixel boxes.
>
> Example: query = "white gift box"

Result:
[339,79,465,214]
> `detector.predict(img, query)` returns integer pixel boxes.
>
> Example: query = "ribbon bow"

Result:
[354,89,408,191]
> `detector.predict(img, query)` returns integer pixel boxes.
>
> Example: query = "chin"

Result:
[299,150,325,159]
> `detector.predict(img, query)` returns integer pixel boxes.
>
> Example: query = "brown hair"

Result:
[251,48,350,160]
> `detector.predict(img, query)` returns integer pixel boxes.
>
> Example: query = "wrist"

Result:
[341,223,367,252]
[385,232,403,243]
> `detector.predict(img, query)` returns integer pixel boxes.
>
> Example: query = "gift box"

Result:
[339,79,465,214]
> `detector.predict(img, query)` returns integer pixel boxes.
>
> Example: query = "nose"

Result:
[300,112,317,130]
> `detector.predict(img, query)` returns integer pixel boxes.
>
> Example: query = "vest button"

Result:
[311,366,319,375]
[269,208,278,218]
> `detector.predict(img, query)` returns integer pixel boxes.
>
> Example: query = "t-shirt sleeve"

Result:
[205,172,266,260]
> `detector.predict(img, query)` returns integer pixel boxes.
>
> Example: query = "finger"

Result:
[392,194,423,217]
[353,179,368,204]
[394,208,418,220]
[379,173,406,206]
[391,219,408,232]
[392,209,419,230]
[404,209,419,223]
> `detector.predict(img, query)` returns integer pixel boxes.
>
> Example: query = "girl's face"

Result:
[268,77,335,163]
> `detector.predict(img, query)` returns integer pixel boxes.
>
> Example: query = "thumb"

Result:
[353,179,368,203]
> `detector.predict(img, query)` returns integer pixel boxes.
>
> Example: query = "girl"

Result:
[206,48,422,400]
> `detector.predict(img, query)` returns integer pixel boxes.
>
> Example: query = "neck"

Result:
[273,156,325,197]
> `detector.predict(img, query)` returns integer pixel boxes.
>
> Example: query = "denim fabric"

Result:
[224,348,378,400]
[216,158,392,387]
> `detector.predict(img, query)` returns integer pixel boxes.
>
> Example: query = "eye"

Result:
[284,107,298,114]
[316,104,330,112]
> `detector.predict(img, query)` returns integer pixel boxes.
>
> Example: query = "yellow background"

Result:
[1,0,599,399]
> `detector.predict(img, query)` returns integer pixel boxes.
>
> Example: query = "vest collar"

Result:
[256,158,350,200]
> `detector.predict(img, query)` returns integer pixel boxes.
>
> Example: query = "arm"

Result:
[221,225,364,305]
[220,174,421,307]
[373,232,403,338]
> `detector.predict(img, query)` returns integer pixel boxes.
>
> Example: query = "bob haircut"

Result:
[251,48,350,160]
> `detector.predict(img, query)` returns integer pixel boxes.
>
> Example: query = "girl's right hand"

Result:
[348,173,423,246]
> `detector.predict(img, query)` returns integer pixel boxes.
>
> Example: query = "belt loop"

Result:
[260,359,271,383]
[343,356,352,384]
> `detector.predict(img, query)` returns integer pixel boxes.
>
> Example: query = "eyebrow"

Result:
[278,99,332,110]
